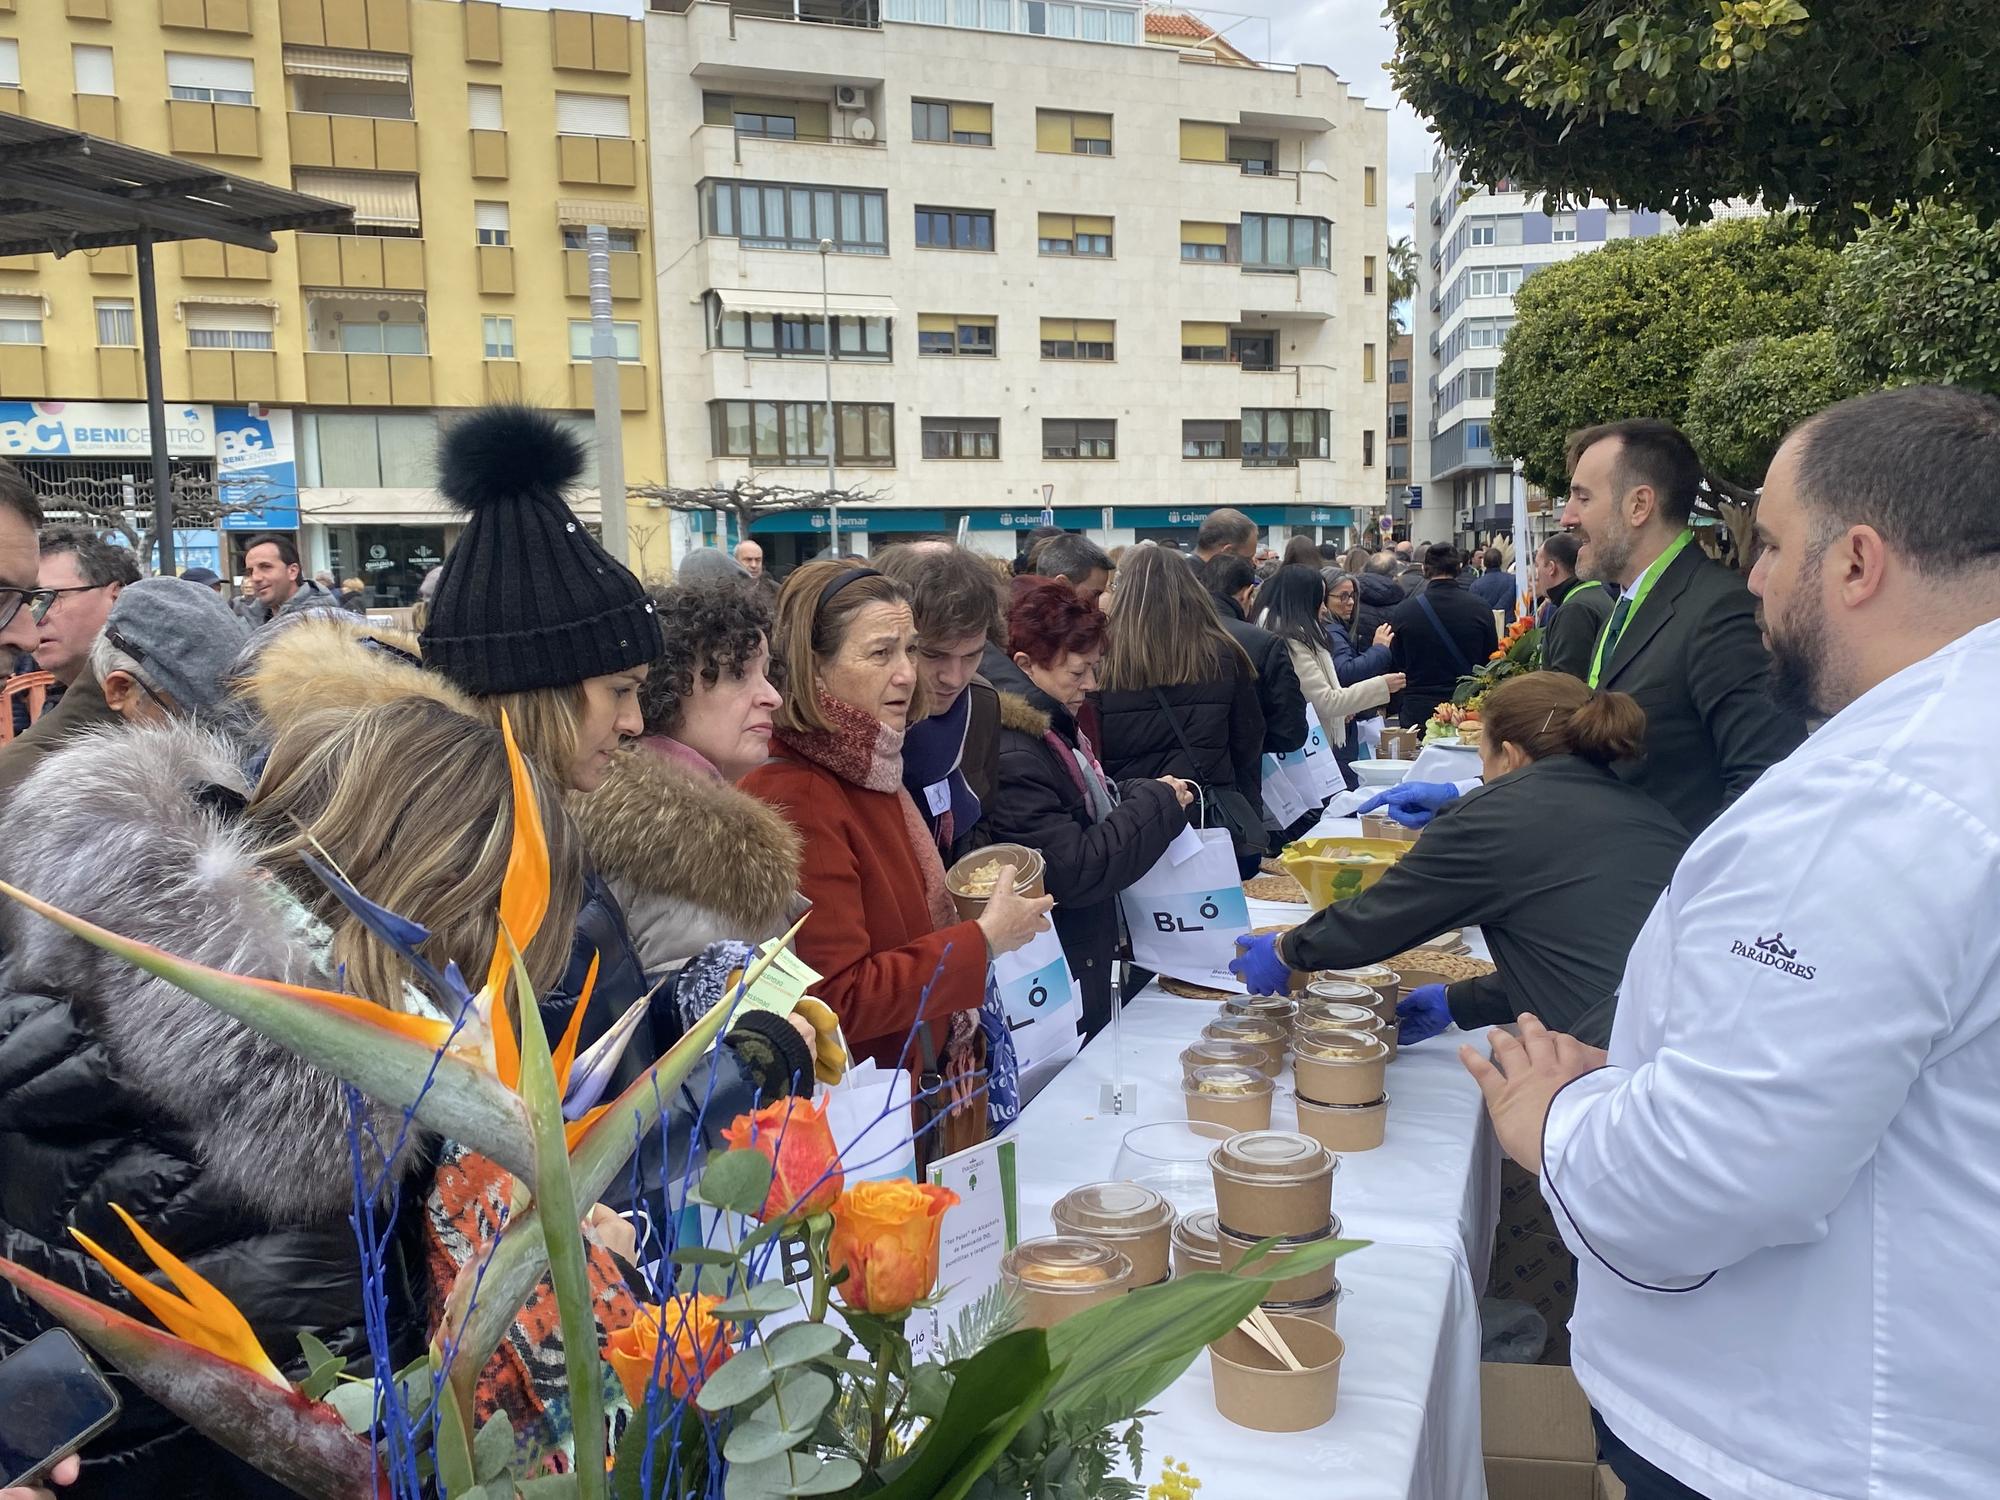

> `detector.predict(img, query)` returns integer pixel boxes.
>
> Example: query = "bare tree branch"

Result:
[627,476,885,551]
[34,474,284,571]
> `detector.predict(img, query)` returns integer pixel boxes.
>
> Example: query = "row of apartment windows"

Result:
[881,0,1139,44]
[704,403,1372,466]
[1438,316,1514,367]
[1435,367,1495,415]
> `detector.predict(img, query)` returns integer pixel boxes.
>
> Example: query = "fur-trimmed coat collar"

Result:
[230,613,472,745]
[569,743,803,973]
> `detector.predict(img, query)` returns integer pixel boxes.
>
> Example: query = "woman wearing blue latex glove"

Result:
[1354,780,1464,828]
[1396,983,1452,1045]
[1230,930,1293,995]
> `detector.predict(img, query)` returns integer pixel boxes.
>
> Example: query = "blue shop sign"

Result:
[1285,507,1355,526]
[1113,506,1291,529]
[962,507,1101,531]
[750,509,872,534]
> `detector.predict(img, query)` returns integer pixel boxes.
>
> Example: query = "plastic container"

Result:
[1210,1131,1337,1239]
[1216,1219,1342,1304]
[1296,1002,1394,1060]
[1180,1039,1270,1081]
[1292,1030,1390,1106]
[1264,1286,1340,1331]
[1171,1210,1222,1279]
[1208,1318,1345,1432]
[1312,969,1400,1021]
[1222,994,1300,1036]
[1201,1016,1286,1076]
[1111,1120,1232,1208]
[1050,1182,1175,1287]
[1296,1093,1389,1153]
[1277,836,1409,910]
[1000,1236,1134,1329]
[1183,1065,1276,1133]
[1358,811,1421,845]
[946,843,1046,921]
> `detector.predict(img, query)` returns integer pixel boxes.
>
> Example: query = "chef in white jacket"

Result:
[1465,384,2000,1500]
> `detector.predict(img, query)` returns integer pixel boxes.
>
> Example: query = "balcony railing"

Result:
[720,125,885,163]
[649,0,881,25]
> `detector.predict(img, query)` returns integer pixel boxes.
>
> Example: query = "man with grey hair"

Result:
[1029,532,1113,610]
[91,577,250,726]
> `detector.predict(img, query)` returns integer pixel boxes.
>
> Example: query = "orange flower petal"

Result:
[486,711,551,1005]
[242,974,454,1050]
[552,950,599,1101]
[564,1102,610,1153]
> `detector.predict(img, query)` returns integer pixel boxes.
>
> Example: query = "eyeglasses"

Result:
[0,582,112,630]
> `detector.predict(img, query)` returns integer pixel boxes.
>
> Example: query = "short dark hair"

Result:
[1565,418,1704,524]
[38,527,141,588]
[639,578,777,735]
[1423,543,1464,578]
[1196,508,1256,553]
[1482,546,1503,571]
[1200,552,1258,600]
[1791,384,2000,578]
[872,542,1005,644]
[1540,532,1584,576]
[244,532,300,568]
[0,459,40,528]
[1031,532,1113,586]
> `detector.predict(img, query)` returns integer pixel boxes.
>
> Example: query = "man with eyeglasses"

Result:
[34,529,140,696]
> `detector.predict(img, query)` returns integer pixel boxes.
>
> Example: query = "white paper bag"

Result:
[990,923,1082,1090]
[1119,824,1252,990]
[1273,706,1344,807]
[1261,752,1310,826]
[823,1059,918,1183]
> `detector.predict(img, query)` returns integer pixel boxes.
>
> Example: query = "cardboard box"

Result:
[1597,1463,1628,1500]
[1482,1362,1598,1500]
[1489,1161,1578,1362]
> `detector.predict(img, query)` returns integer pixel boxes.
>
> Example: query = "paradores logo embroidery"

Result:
[1730,932,1817,980]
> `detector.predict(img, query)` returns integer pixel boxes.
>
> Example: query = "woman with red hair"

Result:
[983,581,1193,1039]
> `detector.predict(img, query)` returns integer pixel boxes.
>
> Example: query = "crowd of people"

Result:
[0,382,1994,1500]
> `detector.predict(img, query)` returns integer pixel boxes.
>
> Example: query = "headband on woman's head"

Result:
[818,566,882,612]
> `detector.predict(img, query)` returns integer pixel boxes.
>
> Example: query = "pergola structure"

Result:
[0,115,352,572]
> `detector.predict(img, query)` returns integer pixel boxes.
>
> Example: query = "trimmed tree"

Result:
[1828,203,2000,395]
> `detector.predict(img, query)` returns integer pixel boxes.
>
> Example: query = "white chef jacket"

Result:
[1542,616,2000,1500]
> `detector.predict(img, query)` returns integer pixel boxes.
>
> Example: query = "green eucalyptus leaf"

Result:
[518,1476,582,1499]
[669,1246,742,1268]
[326,1380,378,1432]
[764,1321,843,1370]
[694,1345,775,1412]
[723,1450,821,1500]
[771,1368,835,1431]
[472,1409,515,1486]
[784,1455,862,1495]
[721,1414,814,1465]
[712,1282,801,1320]
[697,1149,776,1216]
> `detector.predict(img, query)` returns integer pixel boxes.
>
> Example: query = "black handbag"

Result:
[1150,688,1269,859]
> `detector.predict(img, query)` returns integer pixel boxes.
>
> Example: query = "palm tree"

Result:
[1386,235,1418,335]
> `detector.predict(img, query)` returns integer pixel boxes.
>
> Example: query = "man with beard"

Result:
[1462,384,2000,1500]
[1560,418,1805,833]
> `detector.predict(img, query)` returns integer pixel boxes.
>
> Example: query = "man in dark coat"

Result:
[1388,544,1499,727]
[1199,552,1308,755]
[1536,531,1615,680]
[1563,417,1807,832]
[1470,546,1520,624]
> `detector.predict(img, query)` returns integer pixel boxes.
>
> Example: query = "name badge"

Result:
[924,779,953,816]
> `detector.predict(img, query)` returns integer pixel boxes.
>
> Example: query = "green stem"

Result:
[865,1336,895,1471]
[806,1214,833,1324]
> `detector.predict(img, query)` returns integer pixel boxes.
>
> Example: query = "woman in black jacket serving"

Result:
[1230,672,1689,1047]
[984,583,1192,1039]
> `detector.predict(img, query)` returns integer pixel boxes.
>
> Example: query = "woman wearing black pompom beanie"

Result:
[422,406,815,1221]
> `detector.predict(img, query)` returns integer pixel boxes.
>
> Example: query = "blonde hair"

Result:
[470,682,588,788]
[770,558,929,734]
[248,697,585,1007]
[1098,543,1253,692]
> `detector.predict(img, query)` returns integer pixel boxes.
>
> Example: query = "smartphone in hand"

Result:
[0,1330,120,1490]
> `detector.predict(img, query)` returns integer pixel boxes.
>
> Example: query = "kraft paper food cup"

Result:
[1000,1236,1133,1329]
[1292,1031,1390,1106]
[1208,1319,1345,1432]
[1263,1286,1340,1331]
[1181,1039,1269,1080]
[1295,1093,1389,1153]
[1183,1065,1276,1133]
[1172,1210,1223,1279]
[946,844,1045,921]
[1216,1219,1342,1304]
[1299,999,1396,1059]
[1210,1131,1337,1238]
[1051,1182,1175,1288]
[1202,1017,1286,1076]
[1222,994,1301,1037]
[1313,970,1400,1022]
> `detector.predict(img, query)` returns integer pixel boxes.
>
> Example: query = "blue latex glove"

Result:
[1396,983,1452,1045]
[1355,780,1462,829]
[1230,932,1292,996]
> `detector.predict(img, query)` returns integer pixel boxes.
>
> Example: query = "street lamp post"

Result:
[819,239,838,554]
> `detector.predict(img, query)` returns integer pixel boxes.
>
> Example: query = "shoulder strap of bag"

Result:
[1414,592,1476,676]
[1150,685,1209,783]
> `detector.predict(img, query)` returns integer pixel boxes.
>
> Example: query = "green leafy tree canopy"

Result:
[1389,0,2000,236]
[1682,330,1862,491]
[1829,204,2000,394]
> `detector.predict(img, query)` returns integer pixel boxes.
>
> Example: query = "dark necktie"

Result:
[1600,592,1634,661]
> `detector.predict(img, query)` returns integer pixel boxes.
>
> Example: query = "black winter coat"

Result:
[1093,646,1266,826]
[1389,579,1500,727]
[1210,597,1309,756]
[982,686,1187,1038]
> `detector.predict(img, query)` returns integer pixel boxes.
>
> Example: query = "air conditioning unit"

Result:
[834,84,867,110]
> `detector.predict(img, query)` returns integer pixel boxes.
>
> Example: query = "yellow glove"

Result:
[792,996,849,1087]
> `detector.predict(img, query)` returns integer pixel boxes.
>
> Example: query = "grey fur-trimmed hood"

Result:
[0,719,402,1223]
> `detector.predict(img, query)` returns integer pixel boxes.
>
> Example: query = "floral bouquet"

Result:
[0,717,1362,1500]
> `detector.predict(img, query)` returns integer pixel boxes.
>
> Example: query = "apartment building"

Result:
[1384,329,1409,517]
[0,0,668,596]
[645,0,1389,565]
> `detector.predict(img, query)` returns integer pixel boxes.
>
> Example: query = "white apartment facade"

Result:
[645,0,1390,563]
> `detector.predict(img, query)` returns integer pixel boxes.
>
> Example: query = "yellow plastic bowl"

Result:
[1278,836,1409,909]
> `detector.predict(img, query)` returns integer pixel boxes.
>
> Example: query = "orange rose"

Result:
[721,1096,844,1222]
[827,1179,960,1317]
[605,1295,733,1408]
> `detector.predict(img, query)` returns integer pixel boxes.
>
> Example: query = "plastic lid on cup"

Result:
[1294,1030,1388,1062]
[1210,1130,1337,1184]
[1051,1181,1175,1237]
[1304,980,1378,1007]
[1203,1015,1286,1046]
[1185,1064,1275,1099]
[1181,1040,1267,1074]
[1001,1235,1134,1290]
[1172,1210,1221,1262]
[1297,1003,1381,1033]
[1223,995,1300,1024]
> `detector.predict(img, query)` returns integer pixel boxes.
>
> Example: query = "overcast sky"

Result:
[1219,1,1432,246]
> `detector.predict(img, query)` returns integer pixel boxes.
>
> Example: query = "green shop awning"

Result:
[1114,506,1292,529]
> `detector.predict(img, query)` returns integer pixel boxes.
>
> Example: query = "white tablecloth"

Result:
[1404,740,1483,786]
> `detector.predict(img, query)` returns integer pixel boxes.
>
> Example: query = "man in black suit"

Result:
[1389,543,1500,727]
[1536,531,1615,679]
[1199,552,1309,755]
[1563,417,1808,833]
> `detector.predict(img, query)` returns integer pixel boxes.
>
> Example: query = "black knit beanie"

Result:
[422,406,662,696]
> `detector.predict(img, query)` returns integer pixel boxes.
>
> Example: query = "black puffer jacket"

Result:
[1094,644,1265,816]
[1210,596,1308,756]
[983,682,1187,1038]
[0,722,424,1500]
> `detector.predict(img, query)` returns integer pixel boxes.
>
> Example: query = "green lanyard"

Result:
[1587,529,1692,688]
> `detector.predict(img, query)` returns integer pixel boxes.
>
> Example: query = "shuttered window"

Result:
[73,46,115,96]
[293,170,421,231]
[1180,321,1229,362]
[555,91,630,139]
[1180,220,1230,262]
[467,83,503,130]
[166,53,255,105]
[1035,109,1111,155]
[0,295,44,346]
[185,302,275,350]
[1039,317,1113,361]
[1179,121,1227,163]
[916,314,995,356]
[474,201,509,245]
[1037,212,1112,256]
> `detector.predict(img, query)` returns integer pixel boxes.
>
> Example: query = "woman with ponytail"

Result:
[1234,671,1691,1044]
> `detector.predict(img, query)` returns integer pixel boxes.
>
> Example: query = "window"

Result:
[1042,419,1115,459]
[1037,213,1112,257]
[1364,166,1378,207]
[732,110,796,139]
[704,294,891,361]
[1551,213,1577,242]
[914,208,994,251]
[1180,221,1230,263]
[1466,318,1511,350]
[913,99,992,146]
[921,417,1000,459]
[1181,419,1235,459]
[1039,318,1113,361]
[483,316,515,359]
[475,202,510,246]
[467,83,503,131]
[335,315,422,354]
[1388,357,1410,384]
[1388,402,1409,440]
[73,45,115,97]
[1362,429,1376,467]
[1180,321,1229,362]
[0,40,17,91]
[166,54,255,106]
[1468,221,1496,247]
[307,413,440,489]
[915,314,995,356]
[1228,137,1276,176]
[1466,266,1521,297]
[1363,343,1377,382]
[701,179,889,255]
[568,320,643,361]
[0,296,43,346]
[94,300,135,347]
[554,92,631,139]
[1241,213,1331,270]
[1036,109,1111,156]
[186,303,275,350]
[1242,408,1330,464]
[1466,422,1492,451]
[560,227,639,252]
[1363,255,1377,295]
[709,401,893,465]
[1468,367,1495,399]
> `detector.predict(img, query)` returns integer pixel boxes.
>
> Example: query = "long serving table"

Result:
[1005,884,1502,1498]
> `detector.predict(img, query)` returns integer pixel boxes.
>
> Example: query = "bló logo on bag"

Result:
[1729,931,1816,980]
[1153,899,1221,933]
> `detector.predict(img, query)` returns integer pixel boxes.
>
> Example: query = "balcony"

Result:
[97,348,143,400]
[551,8,632,73]
[1238,265,1337,322]
[289,113,419,172]
[660,1,887,89]
[166,100,260,157]
[558,136,639,188]
[181,241,272,279]
[296,234,425,290]
[563,249,642,301]
[161,0,254,30]
[469,128,508,178]
[74,94,118,139]
[567,362,650,411]
[280,0,412,54]
[477,245,513,294]
[483,359,522,402]
[304,352,432,405]
[187,347,279,402]
[0,345,46,396]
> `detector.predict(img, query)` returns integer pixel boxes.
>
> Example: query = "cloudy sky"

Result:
[1215,0,1432,245]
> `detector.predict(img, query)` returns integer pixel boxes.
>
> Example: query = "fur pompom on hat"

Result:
[421,405,661,696]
